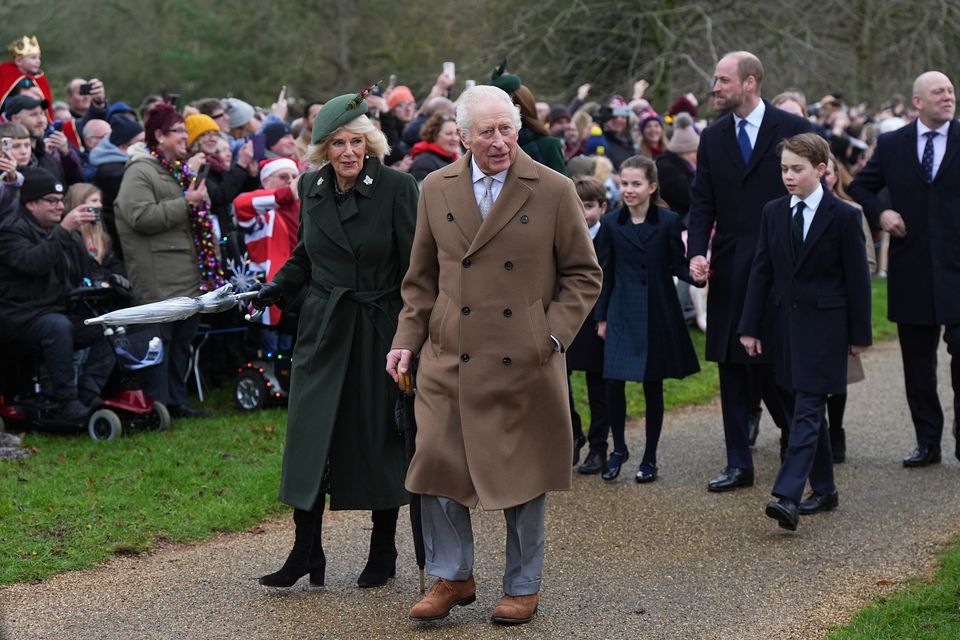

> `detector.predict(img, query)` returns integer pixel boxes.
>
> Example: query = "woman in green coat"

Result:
[253,91,418,589]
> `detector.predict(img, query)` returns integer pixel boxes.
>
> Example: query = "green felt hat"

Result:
[489,58,521,95]
[311,91,370,145]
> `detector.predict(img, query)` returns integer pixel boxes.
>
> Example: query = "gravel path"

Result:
[2,340,958,640]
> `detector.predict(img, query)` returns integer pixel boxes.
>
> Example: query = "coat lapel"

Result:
[746,101,777,176]
[303,164,354,256]
[794,189,836,272]
[439,154,482,245]
[465,150,536,257]
[614,205,657,251]
[905,122,926,183]
[934,120,960,182]
[717,114,745,172]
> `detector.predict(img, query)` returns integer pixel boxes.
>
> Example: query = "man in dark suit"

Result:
[687,51,813,492]
[739,133,872,531]
[849,70,960,467]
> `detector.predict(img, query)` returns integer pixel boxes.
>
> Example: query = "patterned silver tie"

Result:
[479,176,494,220]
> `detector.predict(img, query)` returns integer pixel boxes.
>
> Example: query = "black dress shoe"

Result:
[747,407,762,447]
[634,463,657,484]
[601,450,629,481]
[168,404,213,419]
[578,450,606,475]
[572,433,587,466]
[798,491,839,515]
[707,467,754,492]
[765,498,799,531]
[902,445,941,467]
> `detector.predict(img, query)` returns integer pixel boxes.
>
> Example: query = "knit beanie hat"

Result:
[667,113,700,154]
[585,124,607,156]
[225,98,255,129]
[20,167,63,203]
[387,86,415,111]
[262,122,292,150]
[109,117,144,146]
[668,95,698,119]
[185,113,220,146]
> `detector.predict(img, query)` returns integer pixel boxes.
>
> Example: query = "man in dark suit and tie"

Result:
[687,51,813,492]
[849,70,960,467]
[739,133,872,531]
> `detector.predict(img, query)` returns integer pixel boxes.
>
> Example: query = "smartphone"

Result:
[53,119,63,132]
[1,137,10,154]
[167,93,181,108]
[465,79,476,90]
[79,82,93,96]
[85,206,102,222]
[388,74,398,89]
[194,163,211,184]
[443,61,456,81]
[249,133,266,161]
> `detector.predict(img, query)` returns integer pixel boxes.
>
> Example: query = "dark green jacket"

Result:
[272,157,418,510]
[519,129,567,176]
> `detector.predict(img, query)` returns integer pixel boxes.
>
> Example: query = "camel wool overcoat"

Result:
[391,150,602,510]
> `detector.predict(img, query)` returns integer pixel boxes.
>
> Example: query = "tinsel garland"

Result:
[151,149,225,292]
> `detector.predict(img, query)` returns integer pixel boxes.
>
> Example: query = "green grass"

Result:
[0,277,902,586]
[828,536,960,639]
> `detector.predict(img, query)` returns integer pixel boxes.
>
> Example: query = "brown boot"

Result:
[491,593,539,624]
[408,577,476,621]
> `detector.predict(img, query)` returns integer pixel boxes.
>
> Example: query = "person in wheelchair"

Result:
[0,168,115,420]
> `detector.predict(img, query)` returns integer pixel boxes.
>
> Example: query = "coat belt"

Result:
[308,281,401,352]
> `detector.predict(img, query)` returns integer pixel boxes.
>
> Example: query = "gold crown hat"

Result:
[8,36,41,59]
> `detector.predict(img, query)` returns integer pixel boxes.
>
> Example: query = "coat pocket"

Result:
[428,290,451,355]
[817,295,847,309]
[528,299,553,365]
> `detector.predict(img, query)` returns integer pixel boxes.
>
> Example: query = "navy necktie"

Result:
[737,119,752,164]
[792,201,805,253]
[921,130,937,182]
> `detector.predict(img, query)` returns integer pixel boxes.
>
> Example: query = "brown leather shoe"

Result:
[491,593,539,624]
[408,577,476,621]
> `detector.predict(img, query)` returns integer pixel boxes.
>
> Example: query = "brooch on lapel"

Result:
[316,176,324,185]
[363,175,373,186]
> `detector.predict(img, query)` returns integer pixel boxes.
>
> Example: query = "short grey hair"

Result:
[456,85,521,143]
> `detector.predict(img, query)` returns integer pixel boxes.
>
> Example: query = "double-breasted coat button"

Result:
[502,357,512,365]
[520,214,529,224]
[503,308,512,317]
[462,306,471,316]
[462,258,472,267]
[504,261,513,270]
[461,354,470,363]
[446,212,454,221]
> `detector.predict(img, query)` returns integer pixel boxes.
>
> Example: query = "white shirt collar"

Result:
[588,221,600,239]
[471,157,509,184]
[789,182,824,213]
[733,99,765,130]
[916,119,950,138]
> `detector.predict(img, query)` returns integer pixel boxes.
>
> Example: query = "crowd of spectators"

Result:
[0,35,901,423]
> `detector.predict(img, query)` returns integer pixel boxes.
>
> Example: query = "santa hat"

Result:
[259,157,298,181]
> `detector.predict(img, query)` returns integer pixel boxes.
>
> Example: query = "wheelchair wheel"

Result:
[147,401,171,431]
[88,409,123,441]
[235,370,267,411]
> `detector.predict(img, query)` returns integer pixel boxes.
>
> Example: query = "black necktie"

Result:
[921,131,937,182]
[792,201,805,253]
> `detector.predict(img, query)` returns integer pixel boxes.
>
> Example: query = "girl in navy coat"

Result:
[596,155,701,483]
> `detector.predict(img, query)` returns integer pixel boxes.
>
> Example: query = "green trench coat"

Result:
[271,158,418,511]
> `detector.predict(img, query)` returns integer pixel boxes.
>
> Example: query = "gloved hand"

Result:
[109,273,131,290]
[251,282,282,309]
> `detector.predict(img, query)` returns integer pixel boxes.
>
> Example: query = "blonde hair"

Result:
[64,183,111,263]
[592,154,614,184]
[307,115,390,167]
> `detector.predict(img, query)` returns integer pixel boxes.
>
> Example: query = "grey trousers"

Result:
[420,494,545,596]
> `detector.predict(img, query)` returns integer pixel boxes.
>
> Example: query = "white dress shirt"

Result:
[732,100,766,150]
[789,183,824,240]
[916,119,950,178]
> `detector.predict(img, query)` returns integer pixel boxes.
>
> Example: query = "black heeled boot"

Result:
[259,501,326,587]
[357,507,398,588]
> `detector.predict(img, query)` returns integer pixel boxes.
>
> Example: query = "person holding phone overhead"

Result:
[251,87,419,589]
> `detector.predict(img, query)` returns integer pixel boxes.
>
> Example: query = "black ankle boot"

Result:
[260,502,325,587]
[357,507,398,588]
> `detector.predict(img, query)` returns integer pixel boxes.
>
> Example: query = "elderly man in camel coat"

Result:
[387,85,601,625]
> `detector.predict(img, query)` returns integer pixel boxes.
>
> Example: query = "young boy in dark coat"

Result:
[738,133,871,531]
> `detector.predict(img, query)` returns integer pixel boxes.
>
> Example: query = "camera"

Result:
[85,206,102,222]
[79,82,93,96]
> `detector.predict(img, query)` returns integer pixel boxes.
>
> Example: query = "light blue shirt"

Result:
[916,119,950,178]
[470,158,508,208]
[732,100,766,150]
[789,183,824,240]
